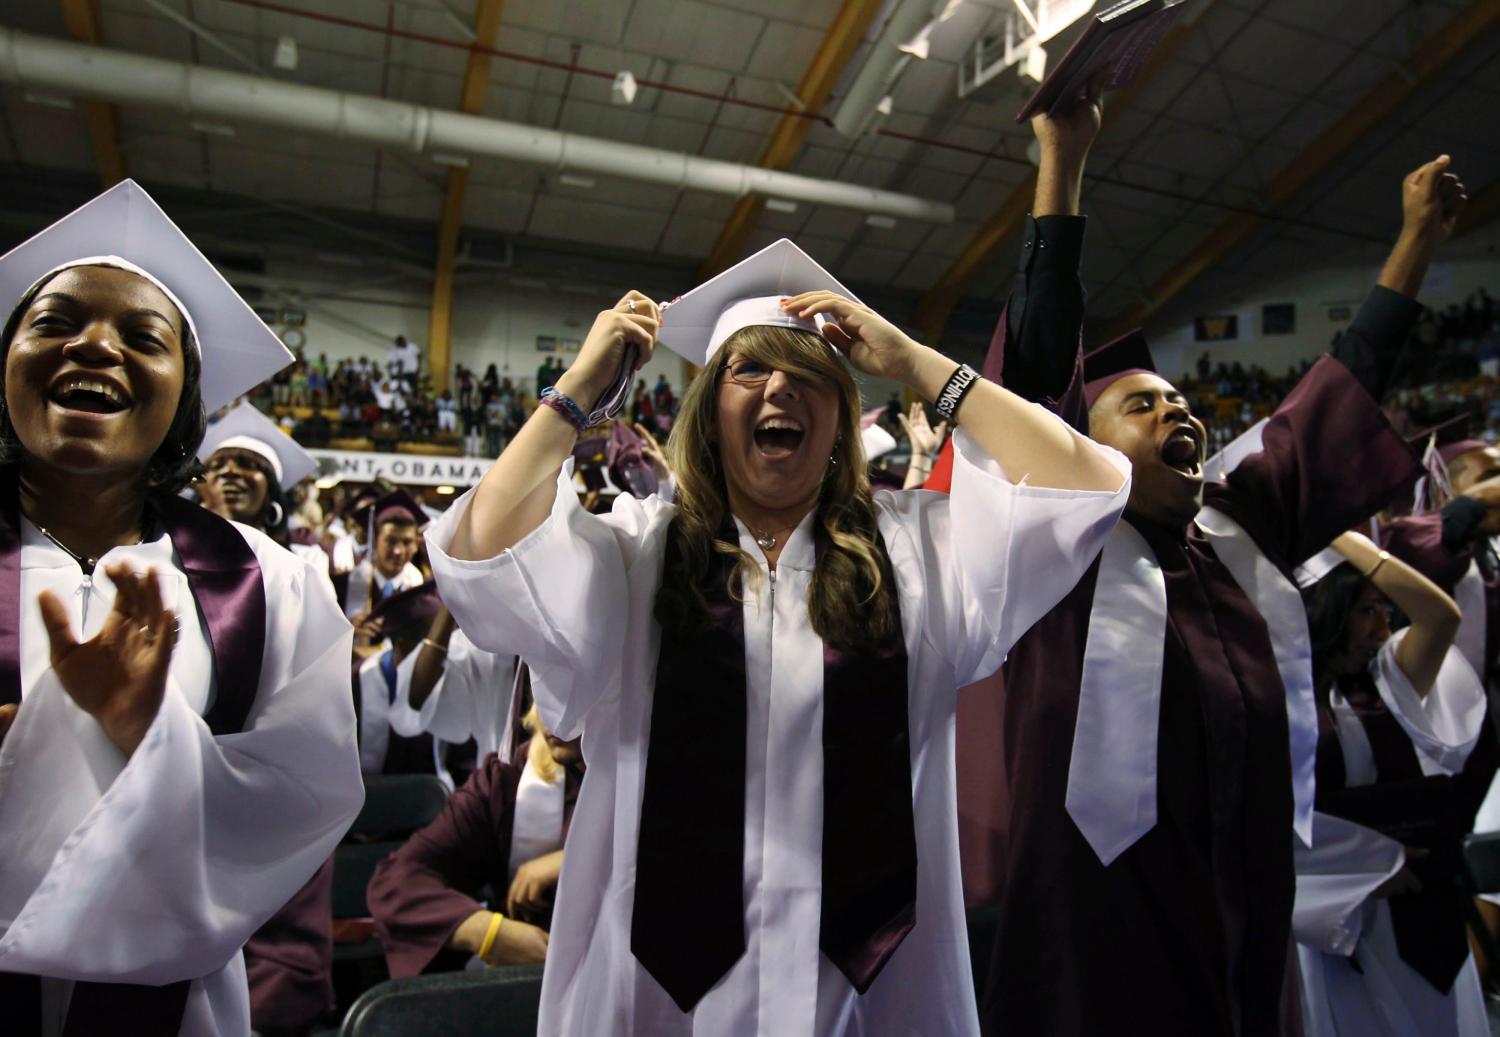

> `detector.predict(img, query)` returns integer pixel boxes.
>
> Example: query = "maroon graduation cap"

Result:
[366,580,442,641]
[1407,413,1490,466]
[352,489,427,534]
[1083,328,1157,408]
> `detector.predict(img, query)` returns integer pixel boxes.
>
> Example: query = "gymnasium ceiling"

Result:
[0,0,1498,357]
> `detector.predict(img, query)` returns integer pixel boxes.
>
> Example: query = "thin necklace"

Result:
[749,521,800,551]
[33,523,144,576]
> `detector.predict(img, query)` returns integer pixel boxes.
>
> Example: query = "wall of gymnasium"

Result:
[1145,248,1500,383]
[271,280,685,398]
[263,274,908,410]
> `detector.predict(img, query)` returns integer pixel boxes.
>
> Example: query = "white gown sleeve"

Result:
[426,462,668,738]
[880,423,1129,686]
[1372,631,1486,775]
[1293,812,1405,956]
[391,631,514,751]
[0,538,364,985]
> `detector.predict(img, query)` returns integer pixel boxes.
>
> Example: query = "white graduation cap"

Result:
[861,423,897,461]
[198,402,318,490]
[1203,418,1268,482]
[656,238,862,367]
[0,179,292,412]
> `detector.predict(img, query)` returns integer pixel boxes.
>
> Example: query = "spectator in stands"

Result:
[653,373,675,418]
[288,357,309,408]
[484,391,508,457]
[437,388,458,434]
[456,363,473,411]
[482,362,500,402]
[367,702,583,977]
[629,378,653,426]
[389,334,421,388]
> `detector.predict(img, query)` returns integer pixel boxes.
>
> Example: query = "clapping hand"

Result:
[0,702,16,748]
[898,401,949,461]
[36,564,177,757]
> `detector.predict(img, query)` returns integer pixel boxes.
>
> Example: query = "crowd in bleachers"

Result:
[238,335,681,459]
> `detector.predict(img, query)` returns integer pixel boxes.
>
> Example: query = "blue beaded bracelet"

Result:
[540,386,589,433]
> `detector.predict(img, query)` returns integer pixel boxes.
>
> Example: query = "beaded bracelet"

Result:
[540,387,589,434]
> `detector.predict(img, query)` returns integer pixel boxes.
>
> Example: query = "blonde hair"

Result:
[653,325,898,650]
[522,703,562,784]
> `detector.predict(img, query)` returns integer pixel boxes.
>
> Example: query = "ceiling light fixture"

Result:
[558,173,596,189]
[430,151,471,168]
[612,71,638,106]
[190,119,236,137]
[273,35,298,71]
[765,198,799,214]
[865,214,897,229]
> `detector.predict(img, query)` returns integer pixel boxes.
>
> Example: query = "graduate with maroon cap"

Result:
[958,87,1465,1037]
[334,488,427,624]
[354,581,472,783]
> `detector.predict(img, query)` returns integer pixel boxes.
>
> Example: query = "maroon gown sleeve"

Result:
[245,857,335,1030]
[1204,354,1421,570]
[368,754,523,977]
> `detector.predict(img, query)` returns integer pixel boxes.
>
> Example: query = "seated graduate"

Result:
[356,580,474,786]
[335,488,426,624]
[426,239,1128,1035]
[947,90,1464,1037]
[1294,531,1486,1037]
[0,180,363,1035]
[393,602,519,765]
[198,400,332,584]
[368,702,583,977]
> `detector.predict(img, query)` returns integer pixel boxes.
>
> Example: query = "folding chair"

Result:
[339,965,545,1037]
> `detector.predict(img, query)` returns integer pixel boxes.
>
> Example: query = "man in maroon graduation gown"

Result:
[966,97,1464,1036]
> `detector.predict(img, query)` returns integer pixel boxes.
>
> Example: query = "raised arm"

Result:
[1334,156,1467,400]
[781,294,1124,493]
[408,606,458,711]
[994,85,1103,416]
[447,291,660,561]
[1332,530,1461,697]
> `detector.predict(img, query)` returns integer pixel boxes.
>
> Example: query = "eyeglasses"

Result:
[722,358,827,388]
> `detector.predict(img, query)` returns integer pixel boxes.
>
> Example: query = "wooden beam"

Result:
[697,0,885,279]
[60,0,127,188]
[1107,0,1500,339]
[912,7,1206,345]
[426,0,505,393]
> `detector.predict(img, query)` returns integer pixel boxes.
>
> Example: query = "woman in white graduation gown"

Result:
[1294,531,1488,1036]
[427,239,1130,1036]
[0,181,363,1036]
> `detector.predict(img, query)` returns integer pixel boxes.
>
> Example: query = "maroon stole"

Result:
[631,519,917,1012]
[0,468,267,1035]
[1315,675,1470,992]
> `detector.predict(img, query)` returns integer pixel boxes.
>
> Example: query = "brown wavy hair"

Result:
[652,324,898,650]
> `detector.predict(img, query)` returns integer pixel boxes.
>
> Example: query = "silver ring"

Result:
[627,299,637,313]
[140,625,156,644]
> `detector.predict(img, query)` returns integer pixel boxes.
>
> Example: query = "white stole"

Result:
[506,760,566,882]
[1453,558,1487,679]
[1066,506,1318,866]
[357,654,393,774]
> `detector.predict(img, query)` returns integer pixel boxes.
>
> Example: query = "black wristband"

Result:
[934,364,980,422]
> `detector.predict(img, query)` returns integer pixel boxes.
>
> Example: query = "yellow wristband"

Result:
[477,911,505,960]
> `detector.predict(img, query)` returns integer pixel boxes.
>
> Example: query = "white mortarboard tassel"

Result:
[0,179,292,412]
[198,401,318,491]
[655,238,862,368]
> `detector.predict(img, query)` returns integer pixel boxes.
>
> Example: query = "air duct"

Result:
[0,28,955,224]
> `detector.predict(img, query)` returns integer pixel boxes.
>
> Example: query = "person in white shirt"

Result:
[427,239,1129,1036]
[0,179,362,1036]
